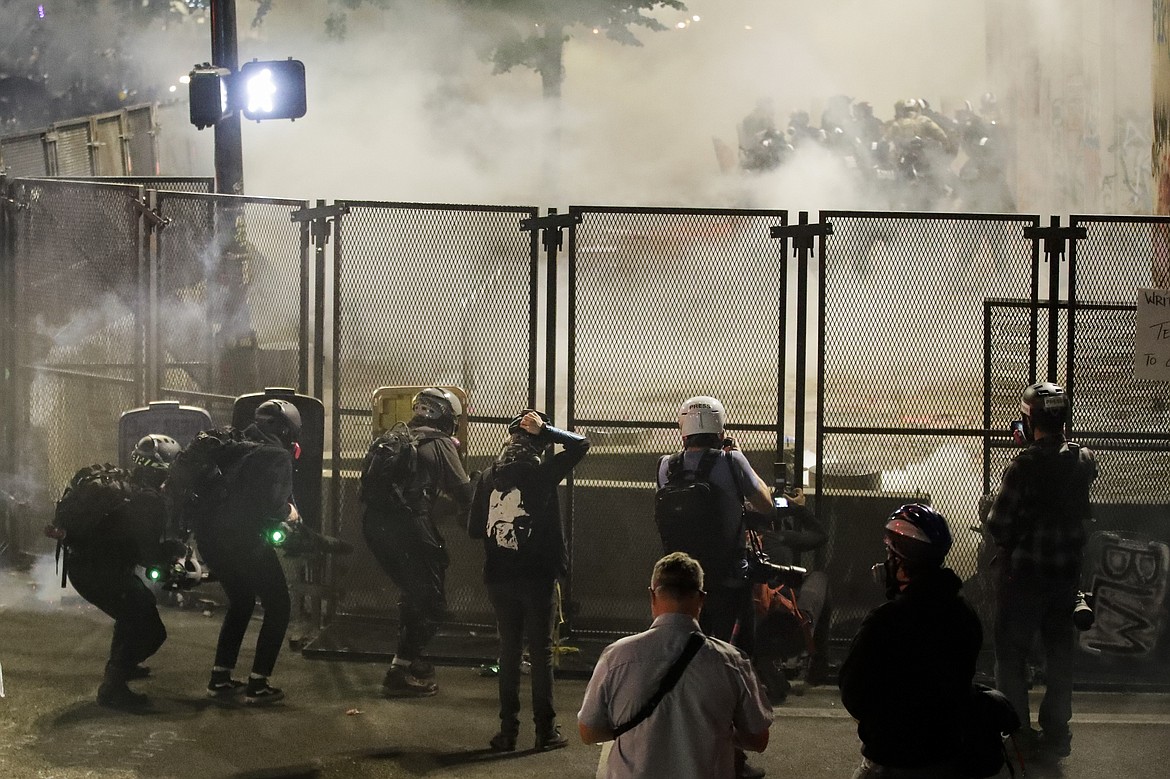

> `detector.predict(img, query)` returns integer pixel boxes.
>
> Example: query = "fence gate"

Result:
[816,211,1041,636]
[566,206,788,636]
[314,200,539,659]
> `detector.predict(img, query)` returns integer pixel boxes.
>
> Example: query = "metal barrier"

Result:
[1,176,1168,682]
[0,104,159,178]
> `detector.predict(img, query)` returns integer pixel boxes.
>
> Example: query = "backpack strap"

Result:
[612,632,704,738]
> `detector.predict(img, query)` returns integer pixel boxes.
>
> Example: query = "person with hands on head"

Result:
[468,408,589,753]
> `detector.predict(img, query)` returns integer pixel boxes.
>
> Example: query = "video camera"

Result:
[265,520,353,558]
[144,547,207,591]
[741,529,806,589]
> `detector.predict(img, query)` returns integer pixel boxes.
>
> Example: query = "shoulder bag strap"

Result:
[611,632,705,738]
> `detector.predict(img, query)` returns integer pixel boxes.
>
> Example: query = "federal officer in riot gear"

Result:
[197,398,302,706]
[987,382,1097,759]
[49,434,184,709]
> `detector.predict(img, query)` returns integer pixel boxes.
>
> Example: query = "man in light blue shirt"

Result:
[577,552,773,779]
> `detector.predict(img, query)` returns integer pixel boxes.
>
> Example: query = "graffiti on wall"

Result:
[1079,531,1170,656]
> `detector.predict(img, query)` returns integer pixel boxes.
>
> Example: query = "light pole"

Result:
[210,0,243,194]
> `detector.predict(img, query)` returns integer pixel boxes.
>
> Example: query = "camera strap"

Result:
[611,632,705,738]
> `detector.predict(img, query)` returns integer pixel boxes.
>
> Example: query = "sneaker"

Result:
[244,679,285,706]
[534,725,569,752]
[126,665,151,680]
[382,665,437,698]
[489,731,518,752]
[206,671,247,698]
[97,682,150,710]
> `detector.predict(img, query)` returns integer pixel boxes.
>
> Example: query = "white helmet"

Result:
[678,396,726,437]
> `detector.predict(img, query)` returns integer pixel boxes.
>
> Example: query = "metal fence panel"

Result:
[567,206,788,634]
[331,201,538,626]
[51,122,93,177]
[155,191,310,422]
[818,212,1040,634]
[5,178,145,545]
[124,105,157,177]
[93,114,125,176]
[0,132,49,177]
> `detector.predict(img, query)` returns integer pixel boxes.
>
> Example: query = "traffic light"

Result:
[239,59,307,122]
[188,63,231,129]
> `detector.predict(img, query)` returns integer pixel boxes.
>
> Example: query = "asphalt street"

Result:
[1,567,1169,779]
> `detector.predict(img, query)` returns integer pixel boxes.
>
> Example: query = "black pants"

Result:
[362,517,448,662]
[701,581,755,656]
[198,539,290,678]
[68,556,166,676]
[486,577,557,734]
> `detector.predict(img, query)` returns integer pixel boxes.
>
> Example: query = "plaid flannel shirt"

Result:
[986,437,1097,580]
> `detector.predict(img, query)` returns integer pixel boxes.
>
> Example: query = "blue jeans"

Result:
[993,567,1078,738]
[486,577,557,734]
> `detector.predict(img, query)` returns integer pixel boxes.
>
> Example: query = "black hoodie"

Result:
[839,566,983,768]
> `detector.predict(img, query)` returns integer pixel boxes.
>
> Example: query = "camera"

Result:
[1073,590,1094,631]
[741,549,807,589]
[265,520,353,557]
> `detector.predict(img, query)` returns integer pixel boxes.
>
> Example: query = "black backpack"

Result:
[958,683,1021,778]
[359,422,427,517]
[54,464,135,542]
[654,449,741,576]
[164,426,261,538]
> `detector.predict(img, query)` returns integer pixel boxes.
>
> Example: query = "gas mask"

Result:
[871,553,903,600]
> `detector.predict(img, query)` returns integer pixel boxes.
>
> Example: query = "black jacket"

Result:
[197,424,295,555]
[467,425,589,582]
[839,566,983,768]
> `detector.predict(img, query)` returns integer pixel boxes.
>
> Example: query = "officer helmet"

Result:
[411,387,462,423]
[1020,381,1068,431]
[894,98,918,119]
[132,434,181,469]
[254,399,302,445]
[678,396,726,438]
[884,504,952,567]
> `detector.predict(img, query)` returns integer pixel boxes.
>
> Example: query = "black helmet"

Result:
[884,504,952,566]
[1020,381,1067,432]
[411,388,461,433]
[254,399,302,446]
[132,434,181,469]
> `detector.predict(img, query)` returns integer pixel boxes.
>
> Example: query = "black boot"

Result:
[97,665,149,709]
